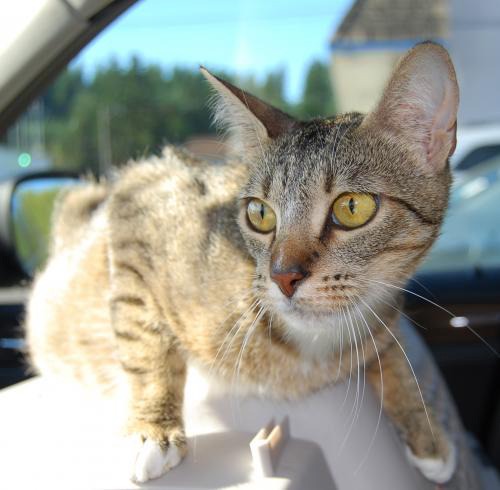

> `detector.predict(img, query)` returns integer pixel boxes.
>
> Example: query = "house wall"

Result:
[330,49,403,114]
[330,0,500,125]
[450,0,500,125]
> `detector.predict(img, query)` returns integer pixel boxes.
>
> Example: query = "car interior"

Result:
[0,0,499,488]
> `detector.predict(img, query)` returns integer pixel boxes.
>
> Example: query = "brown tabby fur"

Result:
[25,42,459,481]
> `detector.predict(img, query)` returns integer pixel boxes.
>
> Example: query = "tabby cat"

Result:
[26,42,459,484]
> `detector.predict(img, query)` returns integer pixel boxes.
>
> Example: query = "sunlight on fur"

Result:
[25,42,460,485]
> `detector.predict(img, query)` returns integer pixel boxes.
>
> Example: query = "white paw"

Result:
[131,437,182,483]
[405,441,457,484]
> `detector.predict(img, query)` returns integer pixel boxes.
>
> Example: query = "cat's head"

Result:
[202,43,458,353]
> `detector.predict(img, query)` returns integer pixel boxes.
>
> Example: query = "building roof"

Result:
[332,0,448,44]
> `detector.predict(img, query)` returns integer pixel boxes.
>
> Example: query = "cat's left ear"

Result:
[364,42,459,173]
[200,67,297,159]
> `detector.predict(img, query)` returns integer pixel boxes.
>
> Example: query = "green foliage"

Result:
[43,58,335,174]
[12,185,60,275]
[42,69,84,118]
[296,60,335,119]
[45,59,216,173]
[237,69,292,114]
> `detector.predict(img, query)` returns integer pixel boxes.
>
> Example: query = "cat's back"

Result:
[107,146,250,288]
[109,146,246,230]
[25,146,248,385]
[25,181,113,384]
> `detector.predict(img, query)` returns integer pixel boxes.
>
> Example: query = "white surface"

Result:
[183,365,435,490]
[0,363,438,489]
[249,419,290,478]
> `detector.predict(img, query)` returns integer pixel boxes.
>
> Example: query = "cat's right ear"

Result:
[364,42,459,174]
[200,67,297,159]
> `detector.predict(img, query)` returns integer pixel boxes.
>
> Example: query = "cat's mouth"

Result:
[264,277,361,323]
[274,294,357,318]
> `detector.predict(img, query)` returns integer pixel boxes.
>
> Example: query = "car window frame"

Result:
[0,0,137,135]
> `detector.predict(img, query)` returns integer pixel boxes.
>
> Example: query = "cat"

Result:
[25,42,459,484]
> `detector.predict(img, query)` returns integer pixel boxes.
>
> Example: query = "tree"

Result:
[41,59,337,175]
[297,61,335,119]
[257,69,290,112]
[232,69,291,114]
[42,68,84,119]
[44,62,216,173]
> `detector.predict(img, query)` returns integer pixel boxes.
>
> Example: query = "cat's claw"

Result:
[405,441,457,484]
[131,437,182,483]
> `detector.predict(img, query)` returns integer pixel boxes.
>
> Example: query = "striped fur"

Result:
[25,43,459,483]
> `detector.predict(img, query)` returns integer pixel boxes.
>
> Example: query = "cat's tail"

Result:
[50,179,109,255]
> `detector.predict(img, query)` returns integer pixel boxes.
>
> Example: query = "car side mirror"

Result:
[0,173,79,278]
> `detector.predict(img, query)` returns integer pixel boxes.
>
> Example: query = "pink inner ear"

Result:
[369,44,459,172]
[426,81,458,165]
[427,123,457,165]
[433,79,456,131]
[447,121,458,157]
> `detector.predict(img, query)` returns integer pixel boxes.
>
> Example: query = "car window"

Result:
[455,144,500,172]
[421,153,500,273]
[1,0,500,281]
[422,158,500,273]
[1,0,499,478]
[0,0,348,179]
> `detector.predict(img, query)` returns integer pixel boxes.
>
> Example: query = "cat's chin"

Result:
[273,302,352,359]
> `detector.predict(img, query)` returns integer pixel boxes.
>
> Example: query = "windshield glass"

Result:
[0,0,350,178]
[422,155,500,272]
[1,0,500,277]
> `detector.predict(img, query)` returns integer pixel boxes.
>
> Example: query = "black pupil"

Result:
[348,197,356,214]
[260,203,265,220]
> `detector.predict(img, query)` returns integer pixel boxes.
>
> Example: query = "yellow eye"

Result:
[247,199,276,233]
[332,193,377,229]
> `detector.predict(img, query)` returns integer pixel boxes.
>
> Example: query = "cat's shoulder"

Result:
[106,145,247,228]
[112,145,244,194]
[111,145,198,191]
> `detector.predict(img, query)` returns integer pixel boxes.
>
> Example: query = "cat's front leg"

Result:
[367,341,457,484]
[110,273,187,482]
[122,343,187,483]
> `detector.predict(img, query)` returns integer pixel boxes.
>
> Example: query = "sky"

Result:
[73,0,353,102]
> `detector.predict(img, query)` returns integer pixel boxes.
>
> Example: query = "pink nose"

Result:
[270,268,307,298]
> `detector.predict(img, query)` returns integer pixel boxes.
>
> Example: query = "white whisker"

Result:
[267,310,274,345]
[352,301,384,475]
[365,278,499,357]
[351,301,367,426]
[336,308,344,381]
[338,306,354,416]
[358,296,435,440]
[339,304,362,451]
[233,304,267,393]
[211,298,260,374]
